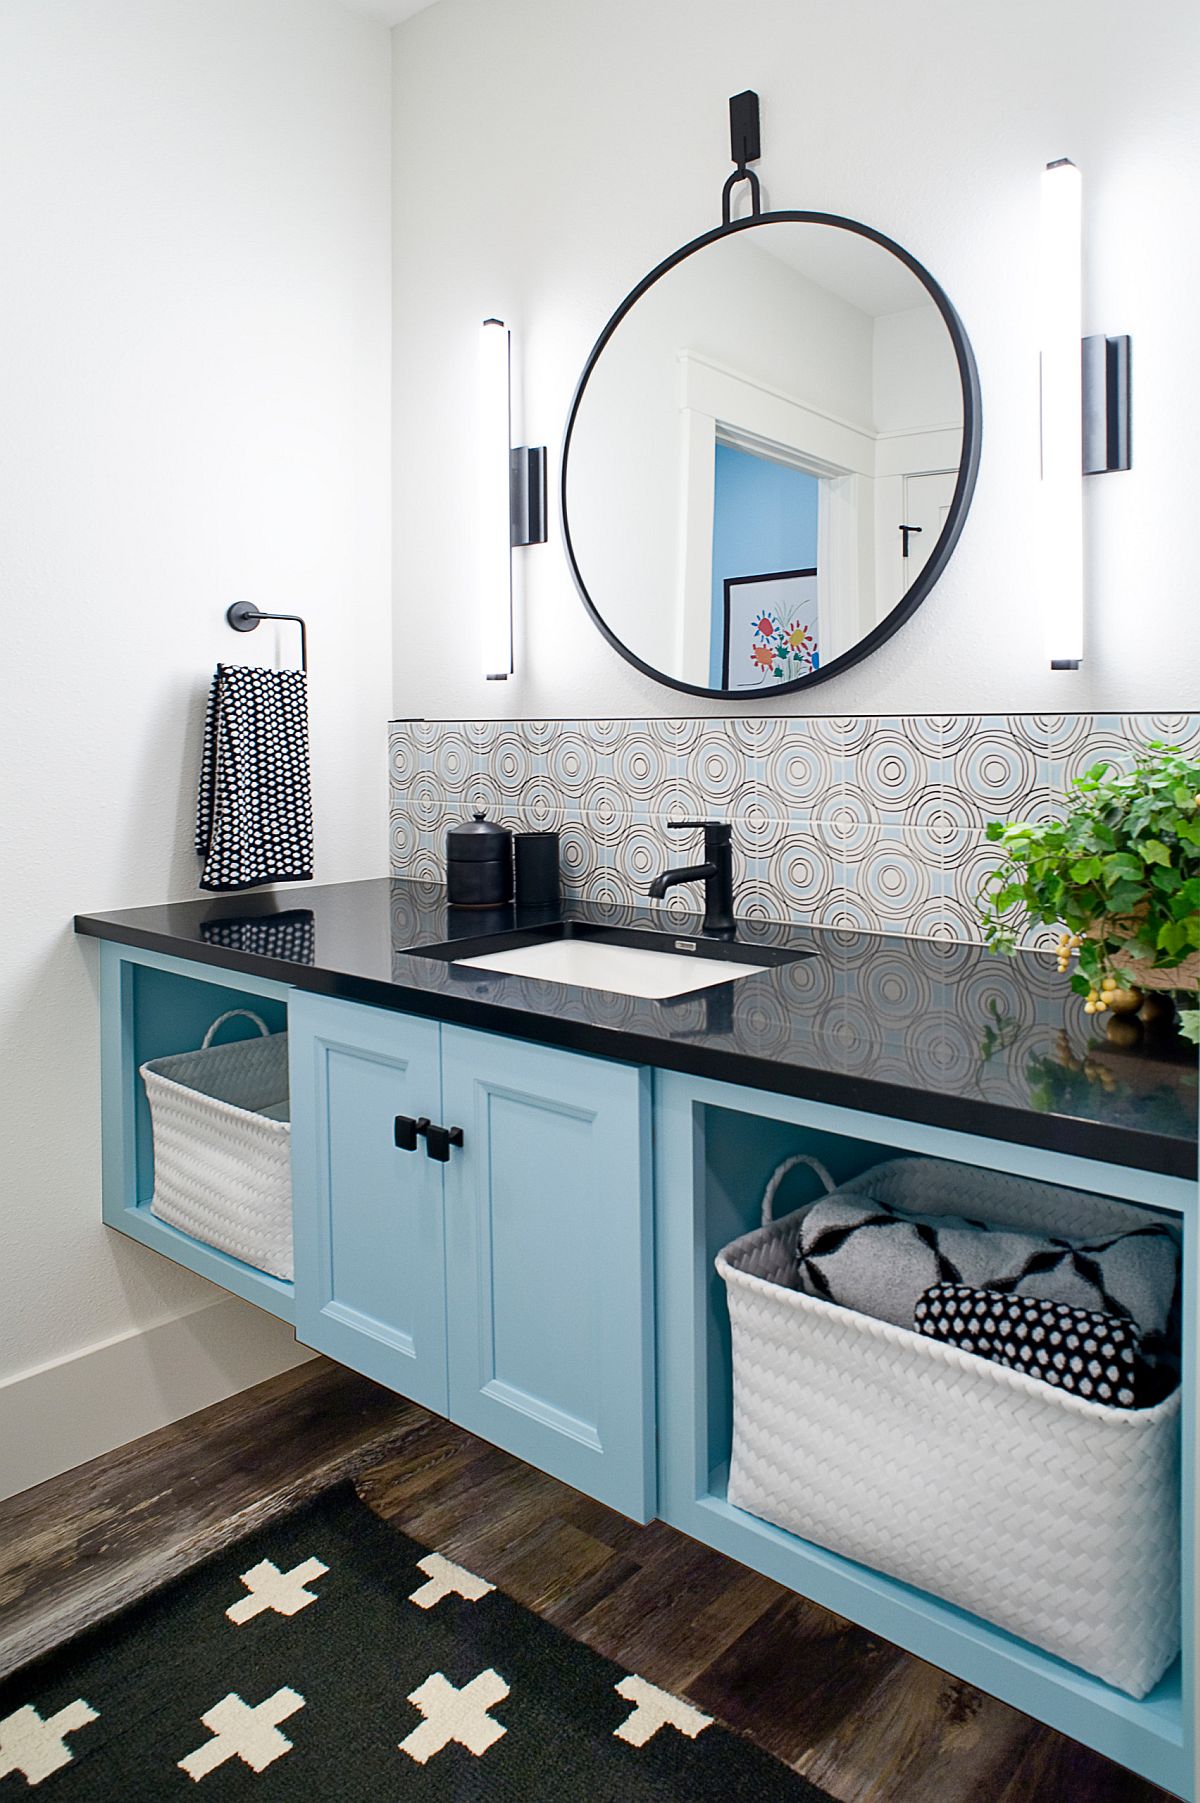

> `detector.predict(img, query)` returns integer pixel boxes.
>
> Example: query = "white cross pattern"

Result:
[178,1688,304,1782]
[613,1675,713,1747]
[225,1556,329,1624]
[0,1700,98,1785]
[408,1552,495,1611]
[398,1669,509,1765]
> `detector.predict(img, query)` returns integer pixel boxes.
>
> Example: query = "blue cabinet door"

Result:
[440,1026,655,1522]
[289,991,448,1413]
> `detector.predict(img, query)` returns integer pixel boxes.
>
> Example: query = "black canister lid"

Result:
[446,810,513,862]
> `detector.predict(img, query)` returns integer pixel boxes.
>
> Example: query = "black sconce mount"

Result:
[1082,333,1131,473]
[511,446,547,547]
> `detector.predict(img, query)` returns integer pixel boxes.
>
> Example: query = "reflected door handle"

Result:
[394,1114,430,1151]
[422,1124,464,1163]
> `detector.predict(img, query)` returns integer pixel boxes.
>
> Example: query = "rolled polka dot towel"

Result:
[915,1283,1142,1407]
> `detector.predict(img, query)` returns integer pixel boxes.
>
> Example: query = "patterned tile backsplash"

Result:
[388,714,1200,946]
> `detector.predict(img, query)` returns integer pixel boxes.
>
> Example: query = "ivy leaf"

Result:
[1106,881,1145,914]
[1140,839,1172,867]
[1102,853,1143,884]
[1157,919,1191,957]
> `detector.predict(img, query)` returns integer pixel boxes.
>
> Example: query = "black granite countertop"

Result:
[75,877,1198,1180]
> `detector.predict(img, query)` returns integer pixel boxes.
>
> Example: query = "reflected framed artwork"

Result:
[721,568,819,690]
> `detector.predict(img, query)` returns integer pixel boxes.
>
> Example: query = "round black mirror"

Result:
[562,212,981,698]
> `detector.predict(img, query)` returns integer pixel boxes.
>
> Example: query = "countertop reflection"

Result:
[75,877,1198,1179]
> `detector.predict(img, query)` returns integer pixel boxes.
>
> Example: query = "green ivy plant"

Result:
[975,742,1200,1044]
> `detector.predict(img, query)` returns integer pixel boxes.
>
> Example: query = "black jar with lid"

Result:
[445,810,513,907]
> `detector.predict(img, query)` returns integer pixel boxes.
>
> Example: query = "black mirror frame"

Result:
[560,209,982,700]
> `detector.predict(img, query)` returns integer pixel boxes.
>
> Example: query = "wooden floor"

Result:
[0,1359,1172,1802]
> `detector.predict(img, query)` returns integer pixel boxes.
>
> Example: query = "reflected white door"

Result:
[901,469,957,586]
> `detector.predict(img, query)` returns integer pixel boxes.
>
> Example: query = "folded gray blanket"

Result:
[795,1195,1179,1352]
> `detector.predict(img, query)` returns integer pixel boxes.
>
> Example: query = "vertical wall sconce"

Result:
[478,318,547,680]
[1038,159,1132,671]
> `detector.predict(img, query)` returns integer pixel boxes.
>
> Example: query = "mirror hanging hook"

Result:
[721,89,762,227]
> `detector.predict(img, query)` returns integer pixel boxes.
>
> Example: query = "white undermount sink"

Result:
[452,936,769,1000]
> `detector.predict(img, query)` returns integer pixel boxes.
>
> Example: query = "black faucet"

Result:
[648,819,736,936]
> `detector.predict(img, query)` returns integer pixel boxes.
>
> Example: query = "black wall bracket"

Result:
[729,88,761,166]
[1082,333,1131,473]
[721,89,762,226]
[511,445,547,547]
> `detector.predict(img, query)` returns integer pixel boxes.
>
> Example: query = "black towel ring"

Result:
[225,601,308,673]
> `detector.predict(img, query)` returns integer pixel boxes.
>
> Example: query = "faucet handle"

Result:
[668,817,732,842]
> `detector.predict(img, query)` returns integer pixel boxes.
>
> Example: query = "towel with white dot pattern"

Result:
[915,1282,1142,1407]
[196,664,313,892]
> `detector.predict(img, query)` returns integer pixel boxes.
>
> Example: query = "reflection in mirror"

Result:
[564,217,975,696]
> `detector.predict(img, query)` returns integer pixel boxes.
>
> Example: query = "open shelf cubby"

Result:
[654,1070,1195,1799]
[98,941,295,1323]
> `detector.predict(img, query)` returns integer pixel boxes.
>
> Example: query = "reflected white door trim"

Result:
[816,472,861,662]
[679,352,875,473]
[676,352,869,682]
[675,407,717,685]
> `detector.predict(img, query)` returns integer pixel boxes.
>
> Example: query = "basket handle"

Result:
[200,1009,271,1050]
[761,1153,837,1226]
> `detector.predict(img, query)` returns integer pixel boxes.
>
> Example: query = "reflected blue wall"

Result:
[710,444,819,686]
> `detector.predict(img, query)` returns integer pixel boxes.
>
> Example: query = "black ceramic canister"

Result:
[445,810,513,907]
[514,831,561,908]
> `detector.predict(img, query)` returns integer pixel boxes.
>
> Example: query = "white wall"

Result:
[873,306,962,437]
[391,0,1200,717]
[0,0,392,1492]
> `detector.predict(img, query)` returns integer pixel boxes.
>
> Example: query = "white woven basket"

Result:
[141,1010,293,1280]
[718,1155,1181,1699]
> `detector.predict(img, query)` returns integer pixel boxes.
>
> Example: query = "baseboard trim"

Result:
[0,1298,313,1502]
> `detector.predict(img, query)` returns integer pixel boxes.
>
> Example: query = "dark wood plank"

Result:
[989,1727,1179,1803]
[795,1655,1037,1803]
[0,1358,414,1677]
[687,1589,904,1767]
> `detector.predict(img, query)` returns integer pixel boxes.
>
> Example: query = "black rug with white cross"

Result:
[0,1482,833,1799]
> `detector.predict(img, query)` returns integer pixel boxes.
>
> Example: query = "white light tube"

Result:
[1039,159,1084,668]
[478,317,513,679]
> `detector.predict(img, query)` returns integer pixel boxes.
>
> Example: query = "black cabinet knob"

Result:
[394,1114,430,1152]
[422,1123,464,1163]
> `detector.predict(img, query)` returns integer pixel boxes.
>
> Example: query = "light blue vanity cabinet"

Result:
[288,989,655,1522]
[85,924,1197,1800]
[288,995,448,1413]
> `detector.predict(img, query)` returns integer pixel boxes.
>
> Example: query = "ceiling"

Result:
[335,0,440,24]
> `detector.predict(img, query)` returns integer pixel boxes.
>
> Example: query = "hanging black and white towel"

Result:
[196,664,313,891]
